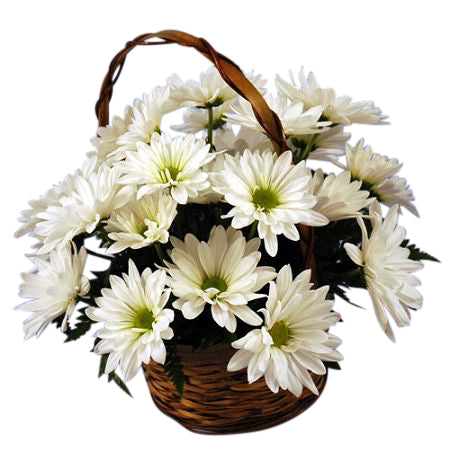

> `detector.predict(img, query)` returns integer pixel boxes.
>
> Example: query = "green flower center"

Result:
[159,165,181,183]
[133,307,155,330]
[252,187,280,212]
[201,276,227,292]
[134,220,149,236]
[269,321,290,347]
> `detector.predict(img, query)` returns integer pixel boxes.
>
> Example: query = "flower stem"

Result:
[206,105,214,150]
[248,221,258,239]
[85,248,113,261]
[155,243,165,264]
[301,134,318,161]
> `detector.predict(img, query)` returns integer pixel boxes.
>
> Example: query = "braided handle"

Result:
[95,29,288,154]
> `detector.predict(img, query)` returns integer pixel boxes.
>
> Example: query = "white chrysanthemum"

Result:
[372,175,418,216]
[87,260,174,381]
[226,94,331,137]
[116,86,177,153]
[188,153,225,204]
[15,187,63,240]
[276,68,388,125]
[168,67,266,108]
[311,169,372,221]
[211,150,329,256]
[344,201,423,341]
[216,126,349,164]
[172,102,231,134]
[214,128,273,156]
[165,226,276,333]
[345,139,418,216]
[35,164,133,254]
[227,265,342,397]
[105,193,177,253]
[17,244,90,339]
[90,107,134,164]
[15,157,98,242]
[118,133,215,204]
[346,139,401,183]
[290,125,351,163]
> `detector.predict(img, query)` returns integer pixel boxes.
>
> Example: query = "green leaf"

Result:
[163,342,186,397]
[324,361,341,370]
[98,353,108,378]
[96,353,132,397]
[402,239,440,263]
[108,371,133,397]
[63,311,94,343]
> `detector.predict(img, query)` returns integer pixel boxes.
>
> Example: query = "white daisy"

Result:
[165,226,276,333]
[90,106,134,164]
[105,193,177,254]
[276,68,388,125]
[116,86,177,153]
[289,125,351,163]
[214,127,273,156]
[17,244,90,339]
[345,139,418,216]
[211,150,329,256]
[226,94,331,138]
[35,164,133,254]
[311,169,372,221]
[87,260,174,381]
[188,153,225,204]
[15,157,98,241]
[227,265,342,397]
[344,201,423,341]
[172,102,231,134]
[118,132,215,204]
[168,67,266,108]
[372,175,419,217]
[15,186,63,241]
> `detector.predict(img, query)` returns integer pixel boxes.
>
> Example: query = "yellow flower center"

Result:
[269,321,290,347]
[201,276,227,292]
[159,165,181,183]
[134,307,155,330]
[252,187,280,212]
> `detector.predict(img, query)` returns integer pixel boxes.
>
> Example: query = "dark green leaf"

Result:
[64,312,94,342]
[108,371,132,397]
[163,342,186,397]
[98,354,108,378]
[324,361,341,370]
[402,239,440,263]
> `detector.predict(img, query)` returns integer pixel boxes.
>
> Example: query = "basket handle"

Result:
[95,29,288,154]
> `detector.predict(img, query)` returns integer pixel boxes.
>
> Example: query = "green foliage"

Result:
[313,218,367,304]
[402,239,440,263]
[163,342,186,397]
[97,352,132,397]
[324,361,341,371]
[63,310,94,343]
[108,371,132,397]
[98,351,108,378]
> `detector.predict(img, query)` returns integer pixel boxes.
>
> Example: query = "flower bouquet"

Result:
[16,31,438,434]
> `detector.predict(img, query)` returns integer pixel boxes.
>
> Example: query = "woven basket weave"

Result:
[143,345,327,434]
[96,30,324,434]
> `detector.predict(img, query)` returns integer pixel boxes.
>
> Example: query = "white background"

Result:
[1,1,449,469]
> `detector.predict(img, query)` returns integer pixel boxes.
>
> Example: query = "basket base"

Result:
[143,345,328,435]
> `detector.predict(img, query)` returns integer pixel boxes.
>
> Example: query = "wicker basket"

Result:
[143,345,327,434]
[96,30,325,434]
